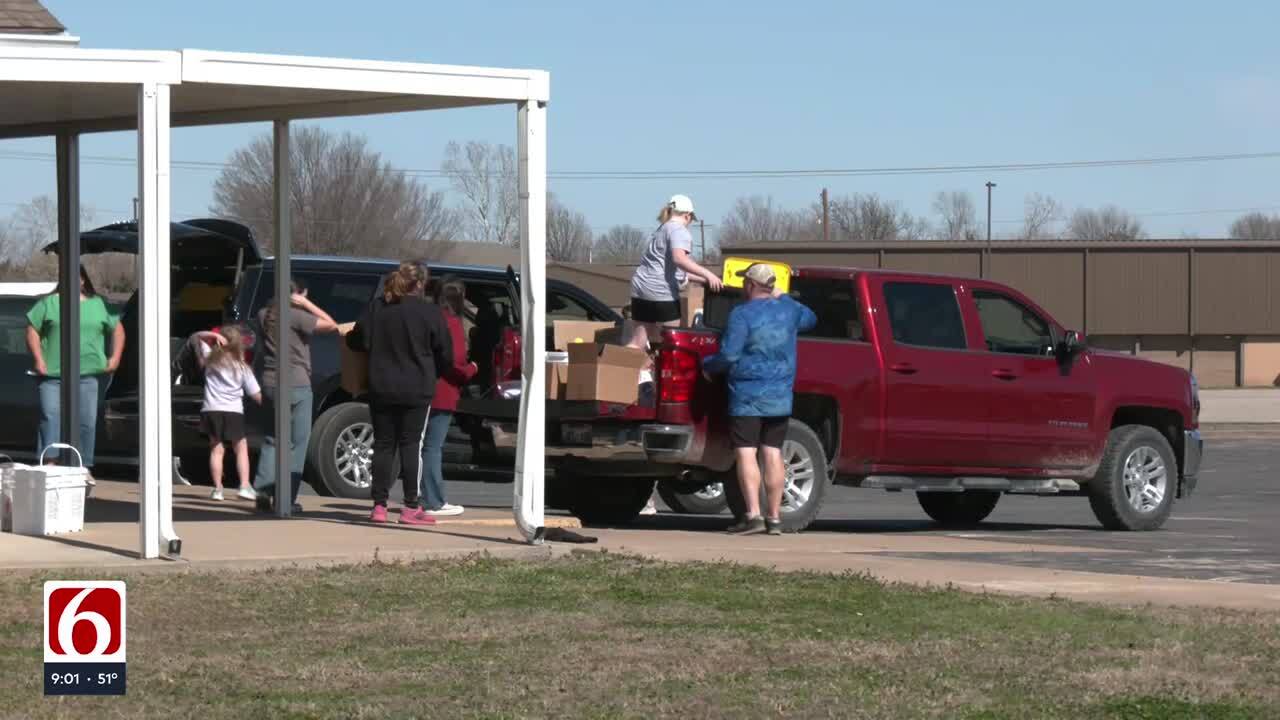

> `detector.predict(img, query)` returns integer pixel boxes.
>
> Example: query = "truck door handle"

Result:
[889,363,918,375]
[992,369,1018,381]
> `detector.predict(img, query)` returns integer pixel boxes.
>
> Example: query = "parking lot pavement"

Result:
[447,427,1280,585]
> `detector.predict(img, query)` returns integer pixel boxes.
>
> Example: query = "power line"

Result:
[2,148,1279,181]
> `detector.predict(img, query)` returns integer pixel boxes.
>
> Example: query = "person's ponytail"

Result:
[383,262,427,304]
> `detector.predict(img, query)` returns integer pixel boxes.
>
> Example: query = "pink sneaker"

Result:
[369,505,388,523]
[399,507,437,526]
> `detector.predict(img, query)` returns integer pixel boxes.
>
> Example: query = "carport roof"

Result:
[0,47,550,138]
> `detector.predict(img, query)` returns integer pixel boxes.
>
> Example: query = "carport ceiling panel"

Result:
[0,80,137,128]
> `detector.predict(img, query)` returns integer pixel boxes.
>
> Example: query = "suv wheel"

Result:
[916,491,1001,527]
[720,418,829,533]
[1088,425,1176,531]
[657,479,728,515]
[306,402,376,499]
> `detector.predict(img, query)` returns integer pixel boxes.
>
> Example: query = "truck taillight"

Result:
[659,347,699,404]
[493,327,521,387]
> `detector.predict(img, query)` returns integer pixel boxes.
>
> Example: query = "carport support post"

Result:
[136,82,175,559]
[513,98,547,543]
[54,133,80,467]
[273,119,292,518]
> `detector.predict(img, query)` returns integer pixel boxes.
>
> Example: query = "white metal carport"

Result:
[0,47,548,557]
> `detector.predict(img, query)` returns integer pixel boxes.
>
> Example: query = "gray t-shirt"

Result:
[630,220,694,302]
[257,307,318,388]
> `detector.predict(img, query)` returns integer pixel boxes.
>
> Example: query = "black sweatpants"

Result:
[369,402,430,509]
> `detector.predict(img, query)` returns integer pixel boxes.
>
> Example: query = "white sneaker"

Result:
[237,487,257,501]
[210,489,224,501]
[640,497,658,515]
[425,504,465,517]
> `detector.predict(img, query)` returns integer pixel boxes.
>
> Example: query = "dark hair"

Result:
[384,262,427,304]
[435,275,466,316]
[263,277,304,334]
[59,266,97,298]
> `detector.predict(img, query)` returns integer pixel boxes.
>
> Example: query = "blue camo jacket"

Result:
[702,294,818,417]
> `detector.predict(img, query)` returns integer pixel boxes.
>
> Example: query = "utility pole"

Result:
[699,219,706,261]
[821,188,830,243]
[984,181,996,278]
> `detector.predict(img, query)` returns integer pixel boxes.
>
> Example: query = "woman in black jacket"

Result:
[345,262,452,525]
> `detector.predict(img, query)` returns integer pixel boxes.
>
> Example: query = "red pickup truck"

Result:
[549,266,1204,533]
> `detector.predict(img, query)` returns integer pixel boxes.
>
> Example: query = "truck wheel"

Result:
[719,419,830,533]
[657,479,728,515]
[1087,425,1176,531]
[564,476,656,526]
[306,402,376,499]
[916,491,1001,527]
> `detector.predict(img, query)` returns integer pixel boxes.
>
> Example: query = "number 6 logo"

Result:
[44,581,126,663]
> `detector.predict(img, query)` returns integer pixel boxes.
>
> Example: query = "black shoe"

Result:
[765,518,783,536]
[727,516,766,535]
[255,495,272,514]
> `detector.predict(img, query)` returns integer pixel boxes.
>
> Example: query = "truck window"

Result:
[973,290,1054,356]
[250,271,381,324]
[883,282,967,350]
[790,277,864,341]
[547,290,604,322]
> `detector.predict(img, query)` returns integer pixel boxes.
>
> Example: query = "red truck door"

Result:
[967,288,1096,470]
[873,278,992,469]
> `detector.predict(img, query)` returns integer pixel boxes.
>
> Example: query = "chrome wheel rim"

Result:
[334,422,374,490]
[1122,446,1167,514]
[780,439,815,514]
[694,482,724,501]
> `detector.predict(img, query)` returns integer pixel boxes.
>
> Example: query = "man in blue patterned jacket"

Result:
[703,263,817,536]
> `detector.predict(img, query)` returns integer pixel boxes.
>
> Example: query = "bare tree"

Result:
[593,225,648,263]
[718,196,814,247]
[546,195,593,261]
[442,140,518,246]
[932,191,980,241]
[1229,212,1280,240]
[827,193,925,242]
[1066,206,1145,241]
[212,127,458,260]
[1021,193,1063,241]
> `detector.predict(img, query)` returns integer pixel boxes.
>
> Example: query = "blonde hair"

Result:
[384,262,427,304]
[657,205,676,224]
[206,326,248,372]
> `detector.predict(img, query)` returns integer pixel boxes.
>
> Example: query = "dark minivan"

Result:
[0,219,619,498]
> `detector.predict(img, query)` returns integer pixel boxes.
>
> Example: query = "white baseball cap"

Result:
[669,194,696,218]
[736,262,777,288]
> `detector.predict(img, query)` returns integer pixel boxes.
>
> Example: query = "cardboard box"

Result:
[546,351,568,400]
[337,322,368,396]
[552,320,617,352]
[681,284,705,327]
[565,343,648,405]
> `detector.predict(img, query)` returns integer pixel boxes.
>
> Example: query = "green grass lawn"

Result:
[0,553,1276,719]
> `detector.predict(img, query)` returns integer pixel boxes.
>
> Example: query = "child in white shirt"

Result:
[195,327,262,501]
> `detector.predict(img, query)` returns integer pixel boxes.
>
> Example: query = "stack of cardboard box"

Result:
[548,320,648,405]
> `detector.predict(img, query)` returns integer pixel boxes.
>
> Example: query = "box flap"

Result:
[596,344,648,369]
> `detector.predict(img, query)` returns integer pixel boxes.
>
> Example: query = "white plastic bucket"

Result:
[11,444,89,537]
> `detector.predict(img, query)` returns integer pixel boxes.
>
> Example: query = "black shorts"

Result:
[201,411,246,444]
[729,416,789,449]
[630,297,681,323]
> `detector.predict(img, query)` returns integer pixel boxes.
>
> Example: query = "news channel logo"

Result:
[43,581,127,696]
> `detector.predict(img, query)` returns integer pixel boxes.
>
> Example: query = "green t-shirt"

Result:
[26,294,119,377]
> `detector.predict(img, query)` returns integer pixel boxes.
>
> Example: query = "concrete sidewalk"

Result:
[2,480,1277,611]
[1200,388,1280,423]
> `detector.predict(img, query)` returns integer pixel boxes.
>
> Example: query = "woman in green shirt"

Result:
[25,266,125,470]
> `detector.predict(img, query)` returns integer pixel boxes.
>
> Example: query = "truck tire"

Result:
[719,418,830,533]
[1087,425,1177,531]
[564,476,657,526]
[916,491,1001,527]
[657,479,728,515]
[306,402,377,499]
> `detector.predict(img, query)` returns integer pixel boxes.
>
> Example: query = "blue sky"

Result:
[3,0,1279,239]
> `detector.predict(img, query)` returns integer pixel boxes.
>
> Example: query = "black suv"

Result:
[0,219,619,498]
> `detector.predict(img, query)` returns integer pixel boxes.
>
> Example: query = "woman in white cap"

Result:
[628,194,723,347]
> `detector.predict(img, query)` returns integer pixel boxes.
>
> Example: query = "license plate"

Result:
[561,423,592,447]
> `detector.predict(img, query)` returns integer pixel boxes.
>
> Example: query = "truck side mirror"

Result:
[1058,330,1084,358]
